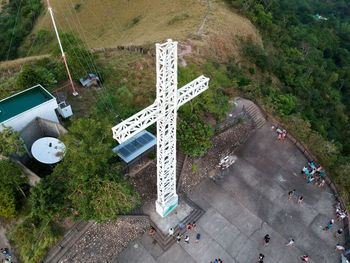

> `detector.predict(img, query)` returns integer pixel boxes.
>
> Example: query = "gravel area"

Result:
[179,119,253,194]
[59,217,150,263]
[129,161,157,203]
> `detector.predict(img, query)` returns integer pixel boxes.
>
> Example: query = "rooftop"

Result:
[0,85,54,123]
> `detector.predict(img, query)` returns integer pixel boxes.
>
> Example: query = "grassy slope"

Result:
[23,0,259,49]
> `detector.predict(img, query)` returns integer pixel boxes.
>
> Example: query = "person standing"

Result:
[288,190,295,200]
[168,227,174,236]
[264,234,270,246]
[298,196,304,205]
[285,238,295,247]
[176,233,182,243]
[184,235,190,244]
[301,255,309,262]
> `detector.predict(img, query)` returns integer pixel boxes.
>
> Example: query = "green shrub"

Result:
[192,163,198,173]
[74,3,81,10]
[9,215,64,263]
[249,67,255,74]
[132,16,142,25]
[178,115,214,157]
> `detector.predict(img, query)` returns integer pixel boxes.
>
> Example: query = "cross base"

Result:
[155,194,178,218]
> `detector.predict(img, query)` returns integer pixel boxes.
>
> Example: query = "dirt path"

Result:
[196,0,211,35]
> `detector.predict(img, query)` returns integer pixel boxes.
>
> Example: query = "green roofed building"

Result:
[0,84,59,132]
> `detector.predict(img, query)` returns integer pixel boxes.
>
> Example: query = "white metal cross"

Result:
[112,39,209,217]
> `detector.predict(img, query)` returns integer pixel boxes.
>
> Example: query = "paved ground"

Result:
[114,123,344,263]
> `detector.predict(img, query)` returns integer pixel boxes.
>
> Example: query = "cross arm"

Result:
[177,75,210,108]
[112,102,161,143]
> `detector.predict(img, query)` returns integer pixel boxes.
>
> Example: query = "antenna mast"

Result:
[46,0,78,96]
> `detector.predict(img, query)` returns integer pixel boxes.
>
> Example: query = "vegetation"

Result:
[0,126,25,156]
[0,159,28,218]
[178,115,214,157]
[0,0,42,60]
[231,0,350,202]
[9,214,64,263]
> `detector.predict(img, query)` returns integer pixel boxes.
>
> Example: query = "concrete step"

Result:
[44,221,94,263]
[151,196,204,251]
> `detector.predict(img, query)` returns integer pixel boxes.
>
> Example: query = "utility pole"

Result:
[46,0,78,96]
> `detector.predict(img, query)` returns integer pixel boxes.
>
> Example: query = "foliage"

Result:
[192,163,198,173]
[0,126,25,156]
[132,16,142,25]
[9,215,63,263]
[16,64,56,90]
[177,115,214,157]
[0,159,28,218]
[52,117,140,222]
[0,0,42,60]
[74,3,81,11]
[29,176,67,221]
[52,33,98,80]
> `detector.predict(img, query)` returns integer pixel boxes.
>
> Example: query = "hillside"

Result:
[22,0,259,51]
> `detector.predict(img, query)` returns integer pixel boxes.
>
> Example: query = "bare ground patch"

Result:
[59,217,150,263]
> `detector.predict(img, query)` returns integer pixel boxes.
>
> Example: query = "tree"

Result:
[16,64,56,90]
[29,176,67,221]
[0,126,25,156]
[52,117,140,222]
[0,159,28,218]
[177,115,214,157]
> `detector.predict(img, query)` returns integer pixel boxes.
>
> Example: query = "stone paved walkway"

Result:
[114,123,344,263]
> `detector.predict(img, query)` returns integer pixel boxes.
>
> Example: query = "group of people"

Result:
[1,248,11,263]
[256,160,347,262]
[210,259,223,263]
[276,128,287,141]
[301,161,326,187]
[149,221,201,246]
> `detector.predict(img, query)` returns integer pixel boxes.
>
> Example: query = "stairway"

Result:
[176,150,186,189]
[245,103,266,129]
[151,195,204,251]
[44,220,94,263]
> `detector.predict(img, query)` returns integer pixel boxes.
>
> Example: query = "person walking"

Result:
[288,189,295,200]
[195,233,201,243]
[264,234,270,246]
[285,238,295,247]
[298,196,304,205]
[257,253,264,263]
[335,228,343,238]
[184,235,190,244]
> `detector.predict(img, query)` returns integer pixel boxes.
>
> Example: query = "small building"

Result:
[79,73,100,87]
[112,130,156,171]
[0,84,59,132]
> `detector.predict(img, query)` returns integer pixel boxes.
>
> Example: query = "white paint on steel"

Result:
[111,39,209,217]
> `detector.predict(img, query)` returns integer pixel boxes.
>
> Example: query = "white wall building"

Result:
[0,84,59,132]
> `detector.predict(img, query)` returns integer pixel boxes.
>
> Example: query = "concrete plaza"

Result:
[114,123,344,263]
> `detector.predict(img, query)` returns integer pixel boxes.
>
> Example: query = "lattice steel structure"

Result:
[112,39,209,217]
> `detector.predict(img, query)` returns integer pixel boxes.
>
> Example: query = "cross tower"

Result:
[112,39,209,217]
